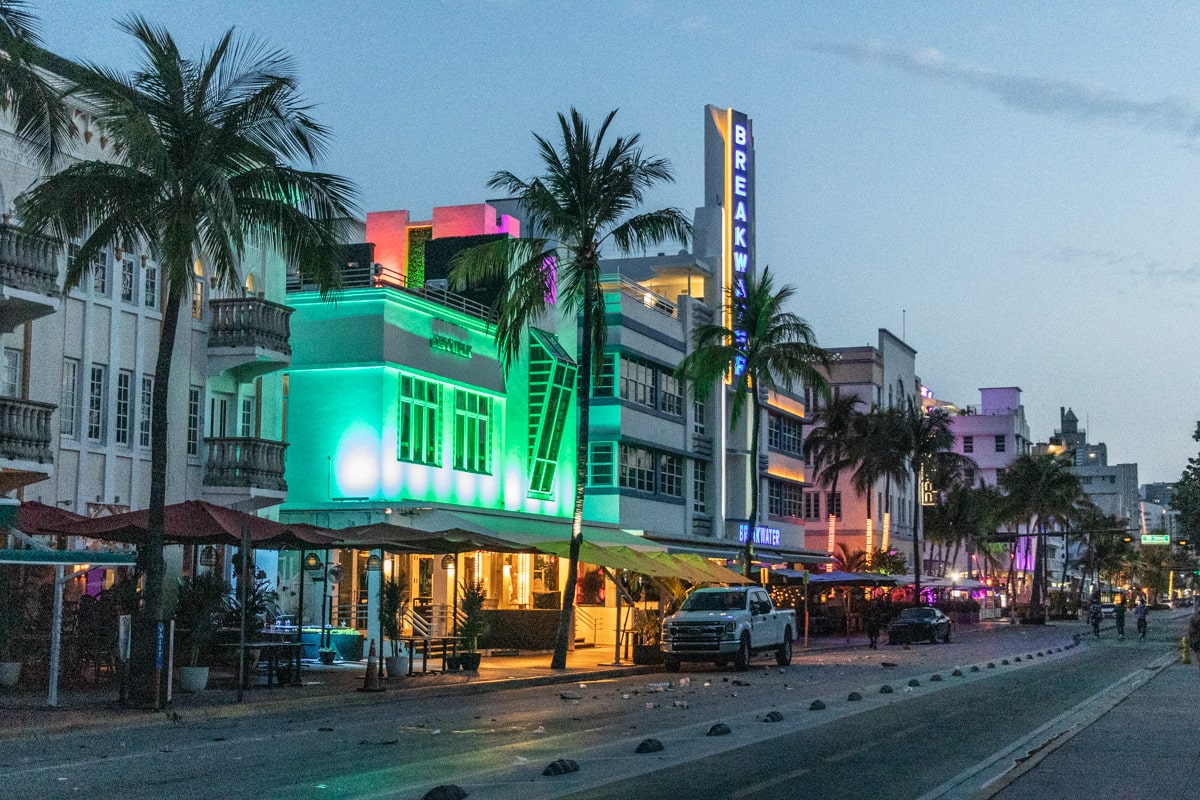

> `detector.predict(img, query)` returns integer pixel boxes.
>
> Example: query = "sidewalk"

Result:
[992,655,1200,800]
[0,645,658,740]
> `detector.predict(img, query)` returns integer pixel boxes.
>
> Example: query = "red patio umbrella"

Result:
[47,499,328,549]
[15,500,85,535]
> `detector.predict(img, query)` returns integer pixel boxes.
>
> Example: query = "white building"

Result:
[948,387,1032,487]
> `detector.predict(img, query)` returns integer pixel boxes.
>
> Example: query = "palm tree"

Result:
[902,401,972,599]
[849,406,909,566]
[18,17,357,706]
[0,1,69,170]
[998,453,1082,622]
[803,392,861,570]
[832,543,868,573]
[675,266,831,577]
[450,108,690,670]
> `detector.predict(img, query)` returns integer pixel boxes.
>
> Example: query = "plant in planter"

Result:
[226,578,280,640]
[457,580,488,671]
[173,572,233,691]
[318,646,337,665]
[631,608,664,665]
[0,567,28,688]
[378,575,408,678]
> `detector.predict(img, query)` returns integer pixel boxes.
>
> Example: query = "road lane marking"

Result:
[731,767,811,799]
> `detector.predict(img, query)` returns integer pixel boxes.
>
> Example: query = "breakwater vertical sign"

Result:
[705,106,755,377]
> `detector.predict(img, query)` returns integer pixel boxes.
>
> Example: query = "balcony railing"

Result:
[0,223,60,296]
[208,297,293,355]
[0,396,55,464]
[203,437,287,492]
[286,264,492,321]
[599,273,678,319]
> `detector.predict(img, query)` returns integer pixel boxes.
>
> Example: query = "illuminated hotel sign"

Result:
[430,333,471,358]
[738,523,780,547]
[726,109,753,376]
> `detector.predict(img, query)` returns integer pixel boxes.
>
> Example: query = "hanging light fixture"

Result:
[441,554,456,570]
[303,552,324,571]
[366,553,382,572]
[199,545,217,568]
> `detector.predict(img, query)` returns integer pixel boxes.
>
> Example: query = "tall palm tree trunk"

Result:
[551,289,595,669]
[826,474,840,573]
[744,389,762,579]
[911,479,922,600]
[129,288,182,708]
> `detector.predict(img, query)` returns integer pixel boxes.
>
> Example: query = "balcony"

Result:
[0,396,54,492]
[0,224,61,332]
[202,437,288,510]
[206,297,293,381]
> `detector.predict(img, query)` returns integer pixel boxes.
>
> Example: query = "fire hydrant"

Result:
[1182,635,1191,665]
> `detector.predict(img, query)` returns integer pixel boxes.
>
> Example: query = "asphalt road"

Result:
[0,620,1180,800]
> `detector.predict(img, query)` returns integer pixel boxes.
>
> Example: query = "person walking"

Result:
[1188,608,1200,678]
[1114,598,1126,640]
[1134,597,1149,639]
[1088,594,1102,638]
[865,599,882,650]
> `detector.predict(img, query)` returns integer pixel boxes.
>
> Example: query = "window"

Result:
[92,251,108,295]
[1,348,21,397]
[768,413,803,456]
[692,460,707,513]
[143,261,158,308]
[1080,475,1093,485]
[693,400,707,436]
[186,387,201,456]
[191,278,204,320]
[528,329,576,497]
[827,491,842,519]
[139,376,153,447]
[618,443,655,493]
[659,453,683,498]
[995,434,1006,453]
[768,480,802,519]
[660,372,682,417]
[591,355,616,397]
[962,436,974,454]
[67,242,79,275]
[453,390,492,473]
[588,442,616,486]
[239,396,256,438]
[804,491,822,520]
[121,259,135,302]
[114,371,132,445]
[619,357,656,410]
[398,375,441,466]
[61,359,79,436]
[87,364,107,442]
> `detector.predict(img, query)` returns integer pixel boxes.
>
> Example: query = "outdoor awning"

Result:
[808,570,897,586]
[334,519,537,555]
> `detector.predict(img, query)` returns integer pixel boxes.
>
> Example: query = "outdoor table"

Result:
[397,636,461,674]
[223,641,302,688]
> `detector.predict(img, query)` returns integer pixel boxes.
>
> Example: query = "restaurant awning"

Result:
[0,549,137,566]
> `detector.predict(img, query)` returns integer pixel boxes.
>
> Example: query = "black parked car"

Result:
[887,607,952,645]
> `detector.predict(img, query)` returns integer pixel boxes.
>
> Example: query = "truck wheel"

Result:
[929,628,938,644]
[943,628,951,643]
[664,657,680,672]
[734,635,751,671]
[775,629,793,666]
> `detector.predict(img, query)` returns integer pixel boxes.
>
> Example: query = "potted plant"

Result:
[318,646,337,665]
[0,567,26,688]
[631,608,664,665]
[226,577,280,668]
[378,575,408,678]
[174,572,233,692]
[457,580,487,671]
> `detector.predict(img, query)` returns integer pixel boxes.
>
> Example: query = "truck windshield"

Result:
[682,590,747,611]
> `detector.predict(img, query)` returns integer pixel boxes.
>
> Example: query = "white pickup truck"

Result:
[660,586,795,672]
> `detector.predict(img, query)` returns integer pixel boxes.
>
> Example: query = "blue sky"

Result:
[37,1,1200,483]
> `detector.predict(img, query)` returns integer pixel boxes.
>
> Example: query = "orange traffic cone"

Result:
[358,638,385,692]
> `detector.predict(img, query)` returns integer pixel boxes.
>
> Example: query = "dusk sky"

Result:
[37,1,1200,483]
